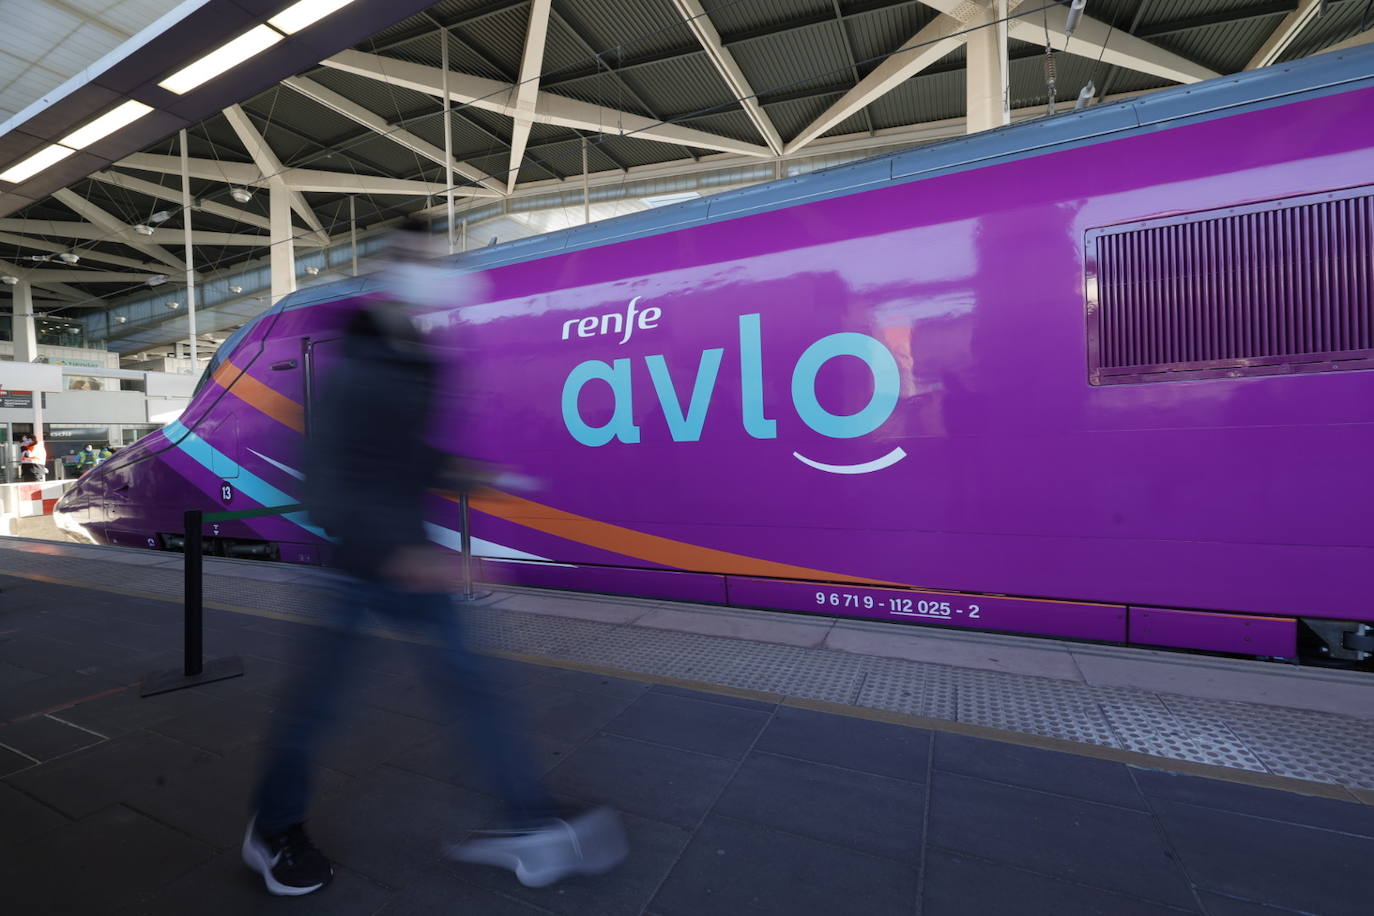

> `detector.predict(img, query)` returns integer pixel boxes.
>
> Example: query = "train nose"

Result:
[52,468,100,543]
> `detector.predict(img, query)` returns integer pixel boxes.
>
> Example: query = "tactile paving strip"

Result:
[778,649,867,704]
[6,542,1374,789]
[1162,696,1374,788]
[1099,700,1267,771]
[957,674,1123,749]
[853,656,959,721]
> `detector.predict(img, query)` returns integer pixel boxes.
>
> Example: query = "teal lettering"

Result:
[561,358,641,446]
[791,333,900,438]
[645,349,723,442]
[738,313,776,439]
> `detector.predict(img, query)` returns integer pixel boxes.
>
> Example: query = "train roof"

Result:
[266,41,1374,325]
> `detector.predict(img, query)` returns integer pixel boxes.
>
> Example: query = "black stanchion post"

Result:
[140,507,244,696]
[455,490,490,603]
[183,508,203,677]
[459,491,474,599]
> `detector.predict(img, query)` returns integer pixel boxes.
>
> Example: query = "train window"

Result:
[192,319,260,397]
[191,361,214,396]
[1085,186,1373,384]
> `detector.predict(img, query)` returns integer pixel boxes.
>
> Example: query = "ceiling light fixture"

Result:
[166,301,181,309]
[230,187,253,204]
[1,275,18,285]
[304,266,319,276]
[59,100,154,150]
[148,210,172,224]
[1,100,155,184]
[146,274,168,287]
[0,144,77,183]
[114,316,127,323]
[268,0,358,35]
[58,252,80,264]
[158,25,282,95]
[134,223,155,236]
[228,284,243,294]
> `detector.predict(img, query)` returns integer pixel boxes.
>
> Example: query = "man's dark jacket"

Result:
[303,305,446,578]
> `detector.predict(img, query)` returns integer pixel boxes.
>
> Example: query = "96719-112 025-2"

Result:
[815,591,981,619]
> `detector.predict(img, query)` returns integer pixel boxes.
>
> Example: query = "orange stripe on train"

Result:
[213,359,305,434]
[464,488,901,585]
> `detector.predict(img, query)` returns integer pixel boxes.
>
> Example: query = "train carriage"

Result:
[56,45,1374,664]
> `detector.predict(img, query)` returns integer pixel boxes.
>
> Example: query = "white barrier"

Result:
[0,480,77,518]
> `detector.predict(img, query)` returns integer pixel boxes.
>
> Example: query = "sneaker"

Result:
[241,817,334,896]
[447,807,629,888]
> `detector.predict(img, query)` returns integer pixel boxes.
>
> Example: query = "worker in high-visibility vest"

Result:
[75,444,99,475]
[98,446,114,464]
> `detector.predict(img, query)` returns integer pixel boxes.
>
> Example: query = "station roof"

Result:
[1,0,1371,357]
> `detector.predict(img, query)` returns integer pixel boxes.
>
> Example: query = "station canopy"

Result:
[1,0,1370,361]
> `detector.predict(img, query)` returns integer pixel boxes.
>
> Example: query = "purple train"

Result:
[57,46,1374,664]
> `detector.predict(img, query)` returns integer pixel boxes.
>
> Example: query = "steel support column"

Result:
[966,2,1010,133]
[442,28,457,253]
[350,196,358,277]
[269,187,296,304]
[180,130,198,370]
[10,280,37,362]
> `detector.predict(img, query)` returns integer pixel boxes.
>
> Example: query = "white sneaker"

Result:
[447,807,629,887]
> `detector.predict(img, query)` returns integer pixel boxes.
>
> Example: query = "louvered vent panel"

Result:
[1088,188,1374,384]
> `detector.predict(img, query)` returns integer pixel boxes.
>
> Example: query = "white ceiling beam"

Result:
[507,0,553,192]
[117,152,499,200]
[119,153,264,185]
[1003,5,1219,84]
[277,170,501,197]
[51,188,185,272]
[23,270,159,283]
[0,259,89,303]
[281,76,504,194]
[90,169,272,232]
[1248,0,1324,69]
[223,105,331,247]
[670,0,784,156]
[0,219,269,247]
[323,49,771,158]
[785,13,968,153]
[0,231,166,271]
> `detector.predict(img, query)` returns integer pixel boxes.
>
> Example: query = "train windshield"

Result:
[192,320,256,395]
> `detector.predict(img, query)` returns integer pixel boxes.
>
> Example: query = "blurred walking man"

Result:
[243,220,627,897]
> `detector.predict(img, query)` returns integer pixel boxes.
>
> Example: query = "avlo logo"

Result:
[560,309,907,474]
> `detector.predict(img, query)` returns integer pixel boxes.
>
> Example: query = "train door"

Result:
[304,336,344,424]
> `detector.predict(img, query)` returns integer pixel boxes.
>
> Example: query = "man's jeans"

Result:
[254,576,553,833]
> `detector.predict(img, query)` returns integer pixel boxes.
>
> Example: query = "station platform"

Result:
[1,537,1371,915]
